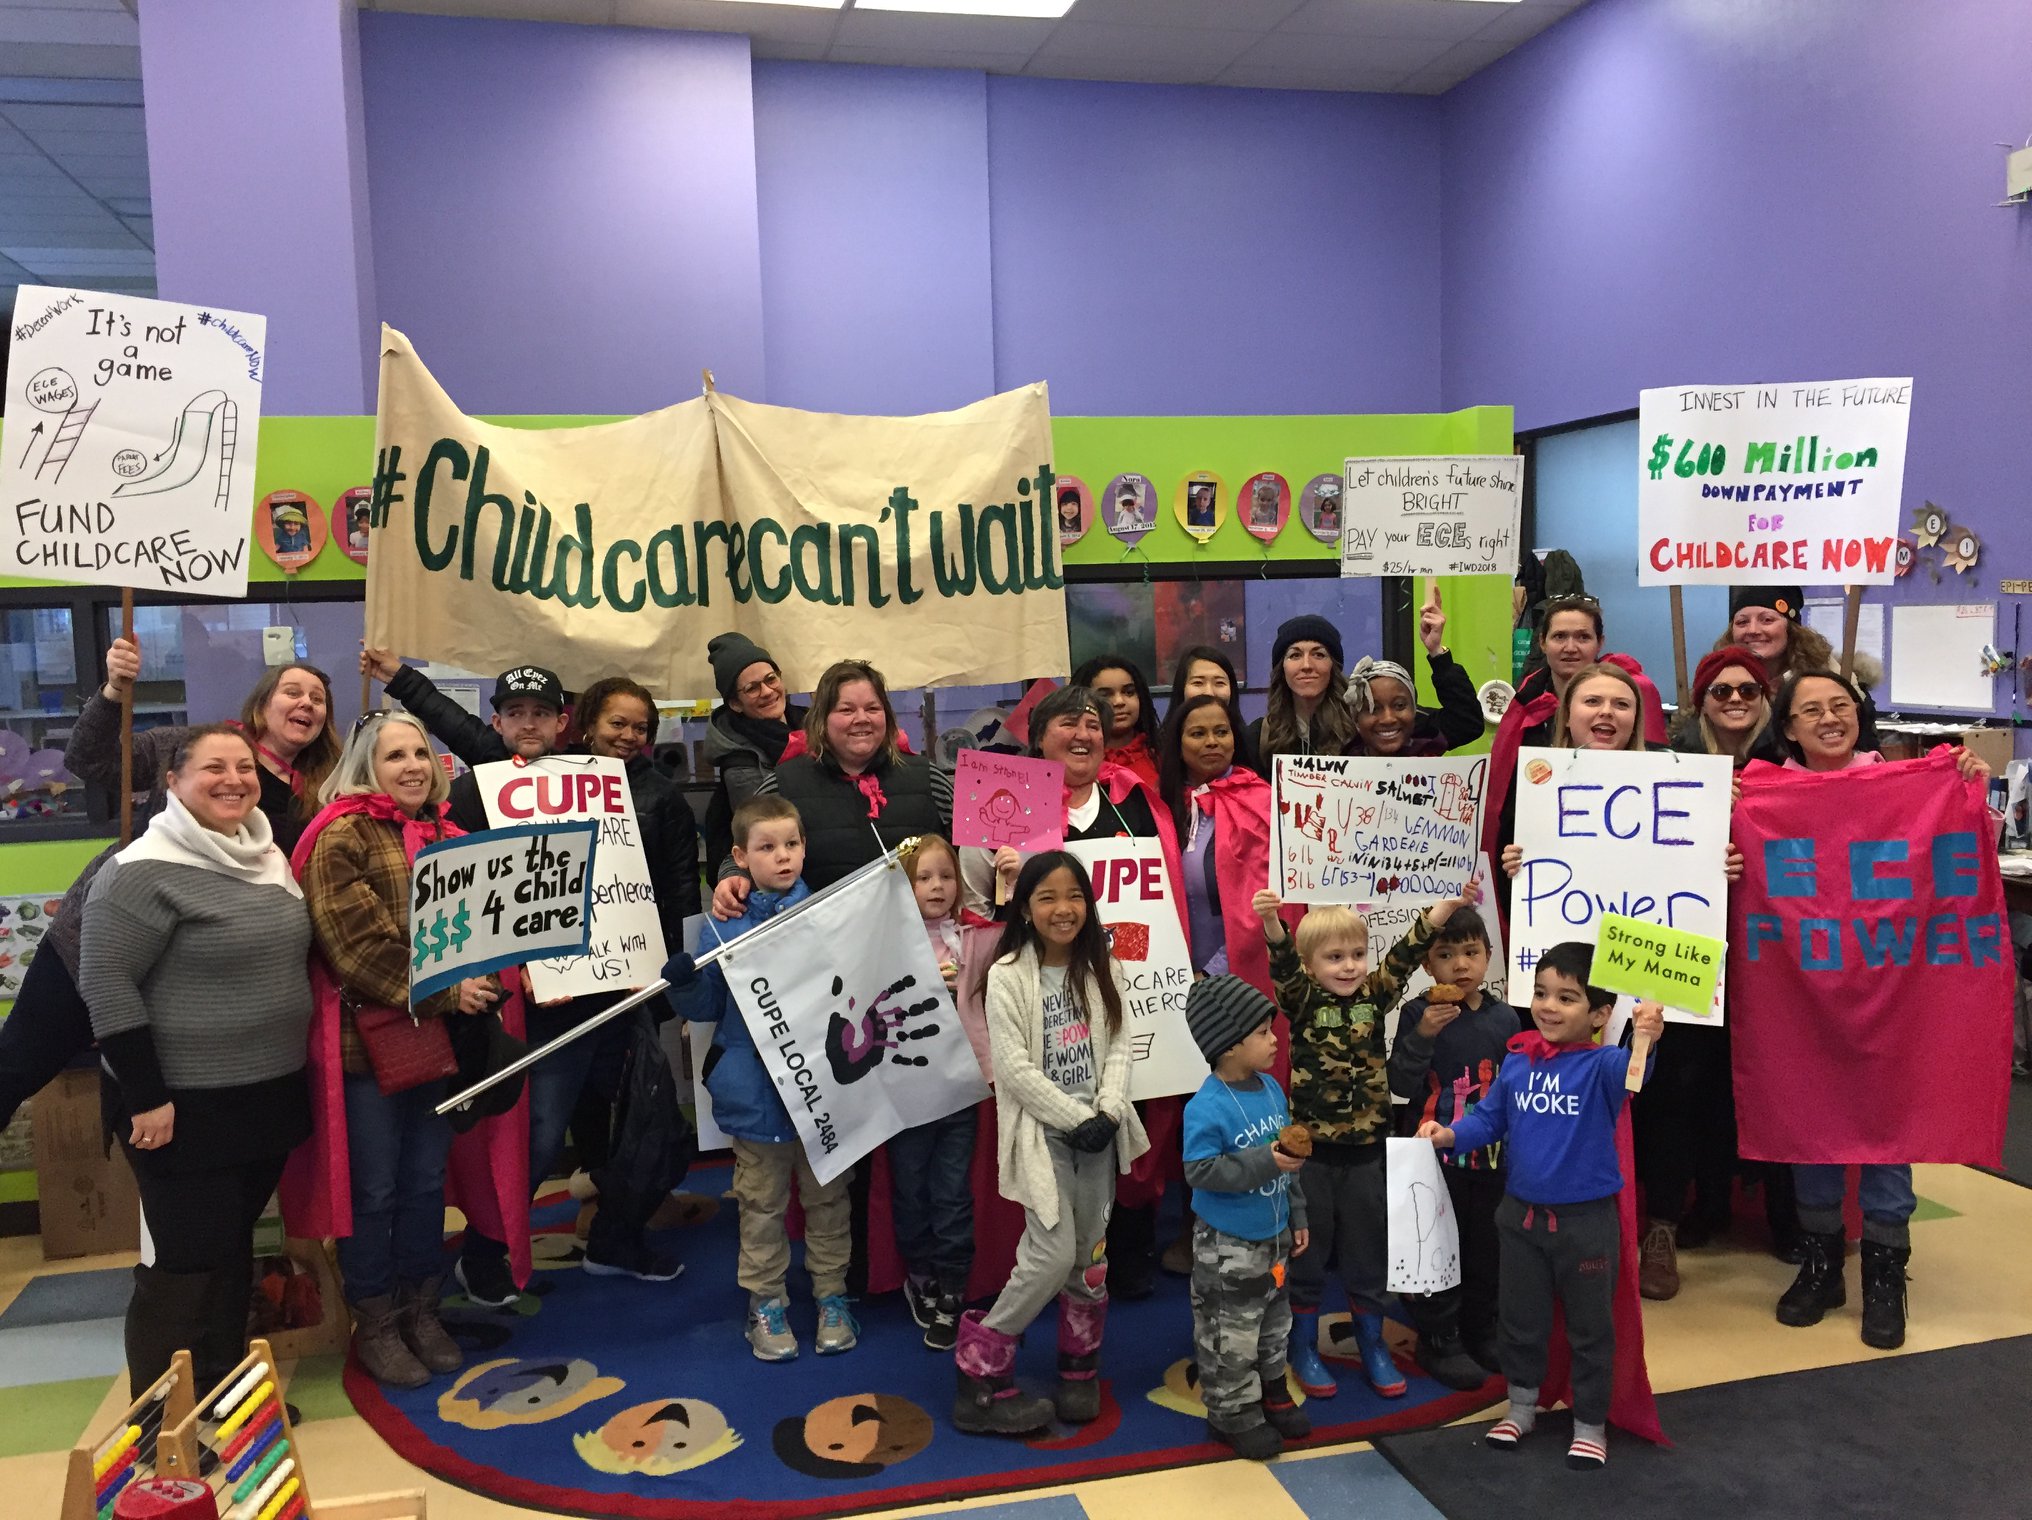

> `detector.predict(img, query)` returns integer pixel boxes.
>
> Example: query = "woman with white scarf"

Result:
[80,724,314,1397]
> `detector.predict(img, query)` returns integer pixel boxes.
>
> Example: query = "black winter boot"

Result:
[1260,1378,1310,1440]
[953,1311,1055,1435]
[1416,1329,1492,1391]
[1859,1241,1909,1350]
[1207,1416,1282,1461]
[1775,1229,1846,1327]
[1763,1164,1804,1263]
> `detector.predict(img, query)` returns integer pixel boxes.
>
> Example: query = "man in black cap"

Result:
[360,648,568,832]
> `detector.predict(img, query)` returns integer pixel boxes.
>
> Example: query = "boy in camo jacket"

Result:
[1251,885,1478,1401]
[1182,976,1311,1461]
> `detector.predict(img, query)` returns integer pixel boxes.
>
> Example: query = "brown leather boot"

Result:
[397,1277,464,1375]
[1638,1219,1680,1301]
[352,1295,429,1389]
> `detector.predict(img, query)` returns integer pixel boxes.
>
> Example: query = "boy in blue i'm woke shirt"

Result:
[1182,976,1311,1463]
[1418,942,1663,1474]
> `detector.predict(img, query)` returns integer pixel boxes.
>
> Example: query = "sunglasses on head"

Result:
[1544,593,1601,611]
[1704,682,1766,703]
[350,709,394,737]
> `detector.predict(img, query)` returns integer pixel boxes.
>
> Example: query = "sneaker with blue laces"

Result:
[748,1296,798,1361]
[815,1294,860,1355]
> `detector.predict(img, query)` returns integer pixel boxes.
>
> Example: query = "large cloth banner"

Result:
[1064,836,1209,1101]
[2,285,266,594]
[365,327,1068,695]
[1510,747,1733,1026]
[1271,753,1485,905]
[1637,377,1911,586]
[722,857,988,1185]
[1729,752,2013,1166]
[475,755,666,1001]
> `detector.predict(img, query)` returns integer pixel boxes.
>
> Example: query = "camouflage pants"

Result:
[1190,1221,1293,1429]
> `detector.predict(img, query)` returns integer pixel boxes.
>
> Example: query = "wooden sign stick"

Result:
[1840,584,1864,681]
[118,589,135,845]
[1669,585,1692,715]
[1625,1028,1652,1093]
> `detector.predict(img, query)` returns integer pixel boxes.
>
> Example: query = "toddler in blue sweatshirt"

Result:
[1181,976,1311,1462]
[1418,941,1662,1473]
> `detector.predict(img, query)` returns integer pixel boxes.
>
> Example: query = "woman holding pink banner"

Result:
[1760,669,1989,1351]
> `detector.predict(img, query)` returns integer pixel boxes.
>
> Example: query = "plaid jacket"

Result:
[300,807,472,1074]
[1269,909,1435,1146]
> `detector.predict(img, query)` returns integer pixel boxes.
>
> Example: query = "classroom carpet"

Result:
[1373,1334,2032,1518]
[342,1179,1499,1520]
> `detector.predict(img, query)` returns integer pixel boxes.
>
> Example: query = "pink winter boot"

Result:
[953,1310,1056,1435]
[1055,1291,1108,1423]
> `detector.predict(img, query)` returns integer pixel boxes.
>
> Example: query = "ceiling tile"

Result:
[827,42,1034,69]
[0,7,136,45]
[4,101,144,132]
[1468,0,1586,43]
[0,76,144,105]
[749,37,830,58]
[370,0,616,21]
[1230,29,1442,73]
[1067,0,1305,28]
[2,245,154,272]
[1028,19,1259,68]
[614,0,837,42]
[1278,0,1506,41]
[832,9,1055,50]
[0,41,139,77]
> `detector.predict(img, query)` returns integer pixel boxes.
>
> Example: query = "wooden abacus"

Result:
[62,1339,426,1520]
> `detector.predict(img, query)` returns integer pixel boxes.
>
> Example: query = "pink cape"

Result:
[277,795,534,1288]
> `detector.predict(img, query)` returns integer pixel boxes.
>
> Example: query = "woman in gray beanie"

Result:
[701,632,808,871]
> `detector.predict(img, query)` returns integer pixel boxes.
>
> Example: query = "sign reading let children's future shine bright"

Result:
[1638,378,1912,586]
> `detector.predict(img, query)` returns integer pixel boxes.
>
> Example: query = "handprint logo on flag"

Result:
[824,973,944,1084]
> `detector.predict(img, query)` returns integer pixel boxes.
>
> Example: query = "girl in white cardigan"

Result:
[953,852,1150,1437]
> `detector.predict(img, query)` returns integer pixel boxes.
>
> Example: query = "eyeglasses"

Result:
[737,671,783,699]
[1793,700,1856,722]
[1704,682,1766,703]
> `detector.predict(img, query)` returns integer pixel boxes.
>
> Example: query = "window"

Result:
[0,606,88,824]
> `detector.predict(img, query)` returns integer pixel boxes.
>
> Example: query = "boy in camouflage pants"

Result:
[1251,886,1478,1400]
[1182,976,1311,1460]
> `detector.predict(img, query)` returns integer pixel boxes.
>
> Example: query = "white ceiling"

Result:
[0,0,1587,313]
[360,0,1590,93]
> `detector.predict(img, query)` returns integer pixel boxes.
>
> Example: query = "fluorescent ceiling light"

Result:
[855,0,1076,16]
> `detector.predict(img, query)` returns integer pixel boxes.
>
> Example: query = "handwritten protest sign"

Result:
[953,750,1065,853]
[1638,378,1912,585]
[1271,754,1485,906]
[408,822,597,1003]
[1510,748,1732,1026]
[1338,455,1521,579]
[1730,751,2012,1165]
[1592,914,1722,1014]
[2,286,266,595]
[475,754,666,1001]
[1386,1137,1462,1293]
[722,858,987,1185]
[1064,836,1206,1100]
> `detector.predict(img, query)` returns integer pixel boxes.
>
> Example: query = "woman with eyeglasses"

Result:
[1755,669,1989,1351]
[702,633,808,874]
[1632,647,1791,1301]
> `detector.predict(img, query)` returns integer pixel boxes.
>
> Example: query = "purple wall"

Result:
[988,77,1443,416]
[140,0,378,413]
[357,14,766,415]
[752,63,995,416]
[1442,0,2032,713]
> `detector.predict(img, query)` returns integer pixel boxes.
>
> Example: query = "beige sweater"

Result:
[985,944,1150,1229]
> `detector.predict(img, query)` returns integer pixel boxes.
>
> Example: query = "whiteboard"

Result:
[1888,604,1997,712]
[1805,597,1884,668]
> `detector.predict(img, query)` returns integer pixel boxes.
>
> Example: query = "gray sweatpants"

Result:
[1289,1155,1387,1316]
[982,1133,1114,1337]
[1496,1193,1619,1426]
[1191,1222,1294,1430]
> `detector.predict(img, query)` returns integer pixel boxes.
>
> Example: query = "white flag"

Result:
[1386,1137,1462,1293]
[723,856,989,1184]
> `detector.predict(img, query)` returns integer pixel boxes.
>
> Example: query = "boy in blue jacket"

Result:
[664,795,858,1363]
[1418,941,1662,1472]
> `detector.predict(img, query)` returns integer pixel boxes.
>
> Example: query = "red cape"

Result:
[278,794,534,1287]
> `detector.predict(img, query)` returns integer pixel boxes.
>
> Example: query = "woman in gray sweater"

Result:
[80,724,314,1397]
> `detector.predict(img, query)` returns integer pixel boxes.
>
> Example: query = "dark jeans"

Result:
[888,1105,976,1289]
[1497,1193,1619,1426]
[1633,1023,1736,1226]
[130,1147,289,1392]
[0,948,93,1128]
[1406,1164,1504,1345]
[1289,1152,1387,1316]
[338,1075,455,1300]
[462,1007,609,1268]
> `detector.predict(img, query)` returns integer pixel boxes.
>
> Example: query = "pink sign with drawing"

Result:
[952,749,1066,854]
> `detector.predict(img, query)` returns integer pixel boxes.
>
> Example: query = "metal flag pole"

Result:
[434,840,918,1116]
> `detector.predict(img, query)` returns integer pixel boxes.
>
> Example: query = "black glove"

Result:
[661,952,698,990]
[1066,1114,1118,1154]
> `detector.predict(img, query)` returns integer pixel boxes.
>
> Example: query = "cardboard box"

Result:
[1961,727,2013,779]
[33,1068,139,1259]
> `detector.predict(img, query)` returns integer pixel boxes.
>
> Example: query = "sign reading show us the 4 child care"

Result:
[1638,378,1912,586]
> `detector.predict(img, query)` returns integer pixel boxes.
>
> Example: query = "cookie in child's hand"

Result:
[1275,1124,1313,1159]
[1424,982,1467,1006]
